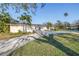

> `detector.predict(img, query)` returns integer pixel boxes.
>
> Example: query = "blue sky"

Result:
[9,3,79,24]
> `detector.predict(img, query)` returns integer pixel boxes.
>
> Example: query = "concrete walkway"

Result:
[0,33,41,56]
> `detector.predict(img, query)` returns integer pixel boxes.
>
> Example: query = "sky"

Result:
[8,3,79,24]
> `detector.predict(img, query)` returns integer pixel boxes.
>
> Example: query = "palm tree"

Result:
[63,12,69,30]
[64,12,68,17]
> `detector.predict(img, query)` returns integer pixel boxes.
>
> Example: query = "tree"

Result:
[0,3,45,14]
[64,12,68,17]
[19,13,32,32]
[0,12,12,32]
[0,12,11,23]
[74,20,79,30]
[63,21,71,30]
[19,13,44,36]
[55,20,64,30]
[46,22,53,30]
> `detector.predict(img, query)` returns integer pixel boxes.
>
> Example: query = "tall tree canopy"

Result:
[55,20,64,30]
[19,13,32,26]
[0,3,45,14]
[46,22,53,30]
[0,12,12,32]
[0,12,11,23]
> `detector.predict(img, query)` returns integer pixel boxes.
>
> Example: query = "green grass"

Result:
[10,33,79,56]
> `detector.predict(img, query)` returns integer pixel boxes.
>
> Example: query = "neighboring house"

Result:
[70,24,79,30]
[50,27,55,30]
[8,23,48,33]
[35,24,48,31]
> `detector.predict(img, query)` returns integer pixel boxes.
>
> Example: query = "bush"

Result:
[18,30,23,33]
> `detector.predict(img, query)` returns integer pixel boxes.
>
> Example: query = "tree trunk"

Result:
[29,26,44,37]
[23,24,24,32]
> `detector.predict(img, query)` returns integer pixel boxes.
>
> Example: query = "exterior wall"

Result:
[32,26,36,30]
[41,27,47,31]
[10,25,23,33]
[10,24,51,33]
[25,26,33,32]
[50,27,55,30]
[10,25,33,33]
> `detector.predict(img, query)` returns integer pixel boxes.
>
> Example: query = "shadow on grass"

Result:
[58,35,79,42]
[9,34,79,56]
[35,35,79,56]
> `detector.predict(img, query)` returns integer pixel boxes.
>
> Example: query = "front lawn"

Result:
[10,33,79,56]
[0,32,34,40]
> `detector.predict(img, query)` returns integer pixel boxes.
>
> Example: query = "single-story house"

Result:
[8,23,48,33]
[70,24,79,30]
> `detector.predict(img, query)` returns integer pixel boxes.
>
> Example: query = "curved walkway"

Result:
[0,33,41,56]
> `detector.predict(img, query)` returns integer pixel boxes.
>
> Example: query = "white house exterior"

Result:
[41,27,47,31]
[9,23,48,33]
[10,25,24,33]
[9,24,33,33]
